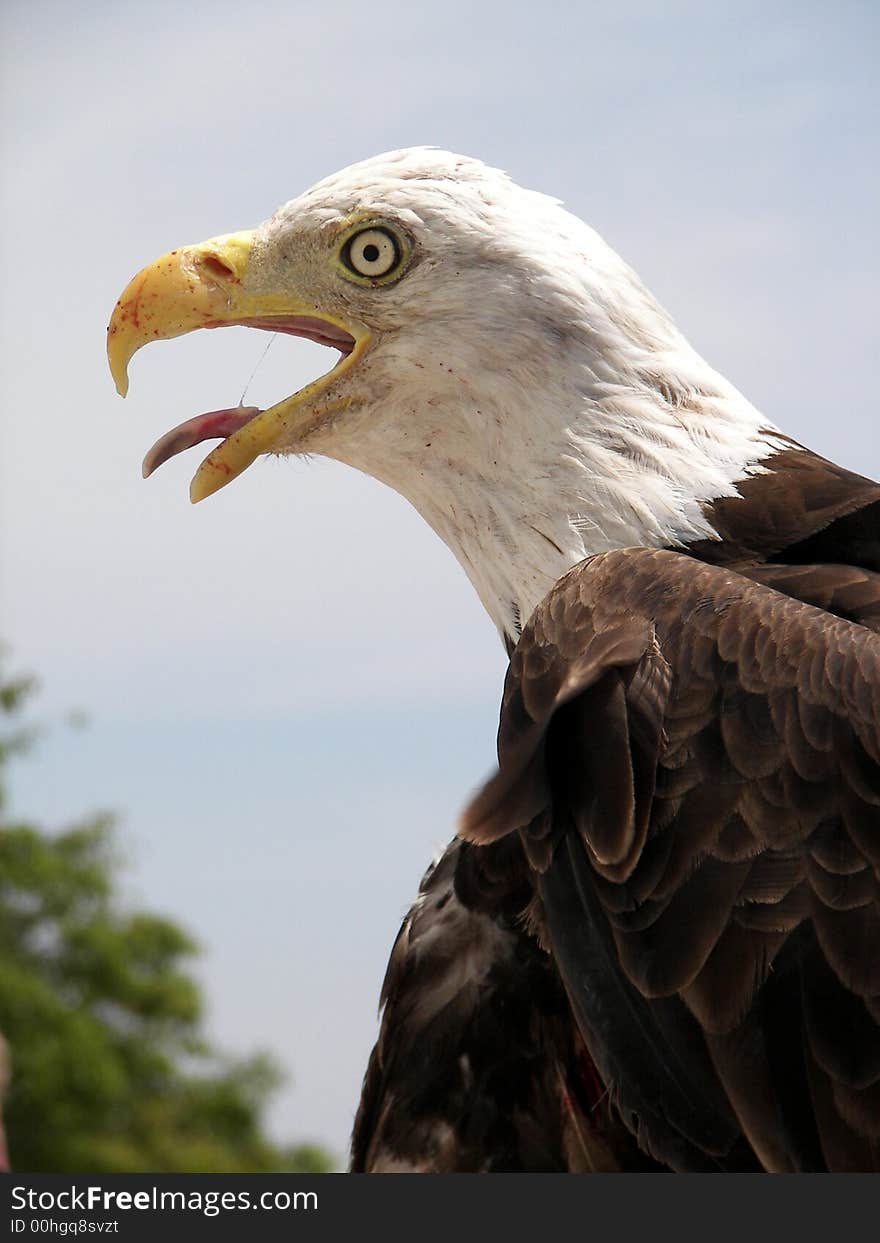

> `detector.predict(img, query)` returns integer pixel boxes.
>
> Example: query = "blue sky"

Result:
[1,0,877,1157]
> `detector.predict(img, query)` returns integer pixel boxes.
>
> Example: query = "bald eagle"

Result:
[109,149,880,1173]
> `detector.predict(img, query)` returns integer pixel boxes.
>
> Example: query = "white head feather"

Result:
[249,148,785,639]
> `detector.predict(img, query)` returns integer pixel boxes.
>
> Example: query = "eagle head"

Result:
[108,147,778,636]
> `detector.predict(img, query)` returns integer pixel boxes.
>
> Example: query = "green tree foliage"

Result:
[0,658,334,1172]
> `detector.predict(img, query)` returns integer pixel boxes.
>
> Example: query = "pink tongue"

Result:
[142,406,261,478]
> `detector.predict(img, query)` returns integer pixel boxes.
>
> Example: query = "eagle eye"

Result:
[340,226,404,282]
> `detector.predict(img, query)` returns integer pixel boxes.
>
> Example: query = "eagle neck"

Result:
[327,363,787,640]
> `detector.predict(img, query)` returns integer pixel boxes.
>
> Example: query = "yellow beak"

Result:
[107,232,369,502]
[107,231,260,398]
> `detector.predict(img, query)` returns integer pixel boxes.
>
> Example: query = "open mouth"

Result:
[140,315,357,479]
[107,230,370,502]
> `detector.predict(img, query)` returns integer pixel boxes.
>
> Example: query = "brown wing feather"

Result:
[461,548,880,1171]
[350,837,659,1172]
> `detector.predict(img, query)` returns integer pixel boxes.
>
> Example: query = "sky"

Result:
[1,0,877,1161]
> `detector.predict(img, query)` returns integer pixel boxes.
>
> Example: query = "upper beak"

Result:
[107,231,260,398]
[107,231,369,501]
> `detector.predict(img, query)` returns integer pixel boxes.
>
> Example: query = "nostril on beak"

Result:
[198,252,238,284]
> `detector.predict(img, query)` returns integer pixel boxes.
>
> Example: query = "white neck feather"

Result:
[325,356,784,641]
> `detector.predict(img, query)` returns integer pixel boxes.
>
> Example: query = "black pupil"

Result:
[362,242,381,264]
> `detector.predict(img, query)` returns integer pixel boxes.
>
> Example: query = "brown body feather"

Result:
[462,548,880,1170]
[351,839,661,1171]
[355,448,880,1172]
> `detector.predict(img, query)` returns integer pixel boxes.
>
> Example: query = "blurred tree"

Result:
[0,656,334,1173]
